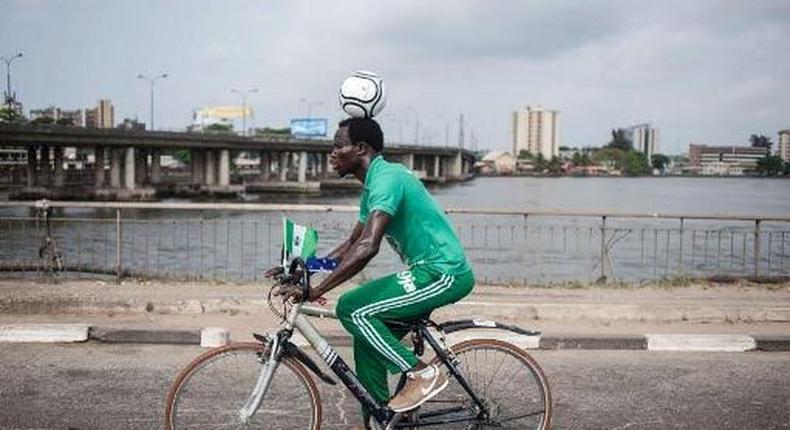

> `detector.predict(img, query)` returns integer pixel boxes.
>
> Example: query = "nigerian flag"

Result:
[281,217,319,268]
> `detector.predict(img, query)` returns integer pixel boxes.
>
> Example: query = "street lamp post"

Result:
[1,51,23,106]
[137,73,168,131]
[231,88,258,136]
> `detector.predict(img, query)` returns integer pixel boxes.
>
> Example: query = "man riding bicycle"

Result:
[272,117,474,429]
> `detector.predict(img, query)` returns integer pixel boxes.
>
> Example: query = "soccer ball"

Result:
[339,71,387,118]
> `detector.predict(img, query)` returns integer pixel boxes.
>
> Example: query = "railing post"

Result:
[116,208,122,283]
[678,217,685,275]
[599,215,607,283]
[754,219,761,278]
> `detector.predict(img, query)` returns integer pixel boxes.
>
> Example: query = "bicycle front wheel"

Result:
[425,338,552,429]
[164,342,322,430]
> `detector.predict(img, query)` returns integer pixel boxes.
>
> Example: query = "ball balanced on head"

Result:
[339,70,387,118]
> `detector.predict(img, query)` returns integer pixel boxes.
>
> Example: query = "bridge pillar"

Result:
[402,153,414,170]
[434,155,441,177]
[279,152,289,181]
[298,151,308,183]
[38,145,51,186]
[95,146,106,187]
[150,148,162,184]
[321,153,331,178]
[259,151,271,181]
[110,149,121,188]
[205,150,216,185]
[219,149,230,186]
[53,146,65,187]
[135,148,148,185]
[124,147,136,190]
[450,151,462,177]
[190,150,203,184]
[26,146,37,187]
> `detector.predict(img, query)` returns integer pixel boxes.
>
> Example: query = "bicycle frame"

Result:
[241,300,490,429]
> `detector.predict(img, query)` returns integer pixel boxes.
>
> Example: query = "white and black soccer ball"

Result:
[338,70,387,118]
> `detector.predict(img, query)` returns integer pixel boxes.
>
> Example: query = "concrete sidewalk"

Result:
[1,277,789,351]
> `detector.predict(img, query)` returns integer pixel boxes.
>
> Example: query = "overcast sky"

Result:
[2,0,789,154]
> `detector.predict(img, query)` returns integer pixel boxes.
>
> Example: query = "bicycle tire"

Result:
[418,338,552,429]
[164,342,322,430]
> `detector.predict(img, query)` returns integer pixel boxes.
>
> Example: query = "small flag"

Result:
[282,217,319,268]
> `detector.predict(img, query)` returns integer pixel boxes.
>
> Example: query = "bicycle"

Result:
[164,258,553,429]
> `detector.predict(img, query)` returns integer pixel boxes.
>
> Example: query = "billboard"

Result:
[290,118,328,138]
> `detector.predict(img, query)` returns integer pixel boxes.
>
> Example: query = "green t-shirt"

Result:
[359,155,471,275]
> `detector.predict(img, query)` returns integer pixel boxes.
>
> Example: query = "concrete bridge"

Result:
[0,124,476,199]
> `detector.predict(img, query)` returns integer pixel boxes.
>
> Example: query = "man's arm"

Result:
[310,211,390,300]
[326,221,364,262]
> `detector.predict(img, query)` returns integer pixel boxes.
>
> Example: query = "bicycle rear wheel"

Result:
[164,342,322,430]
[422,338,552,429]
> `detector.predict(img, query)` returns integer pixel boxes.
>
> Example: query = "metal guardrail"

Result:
[1,201,788,285]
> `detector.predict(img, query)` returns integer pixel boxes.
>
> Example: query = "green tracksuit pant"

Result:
[336,266,475,408]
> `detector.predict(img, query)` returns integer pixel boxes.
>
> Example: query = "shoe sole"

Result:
[390,377,450,413]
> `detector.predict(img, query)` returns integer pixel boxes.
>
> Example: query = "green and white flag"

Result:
[282,217,319,268]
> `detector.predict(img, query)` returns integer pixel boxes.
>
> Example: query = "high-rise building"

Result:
[626,124,659,160]
[85,99,114,128]
[778,130,790,162]
[512,106,560,159]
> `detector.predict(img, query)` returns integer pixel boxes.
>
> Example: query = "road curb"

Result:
[88,327,201,345]
[2,324,789,352]
[0,323,89,343]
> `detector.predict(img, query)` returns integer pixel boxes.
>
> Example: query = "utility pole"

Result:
[232,88,258,136]
[1,51,23,106]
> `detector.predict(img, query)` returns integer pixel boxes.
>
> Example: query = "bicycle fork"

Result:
[238,334,281,423]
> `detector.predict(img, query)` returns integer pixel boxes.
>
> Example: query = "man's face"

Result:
[330,126,360,177]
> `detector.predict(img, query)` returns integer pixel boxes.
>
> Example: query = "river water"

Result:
[1,177,789,284]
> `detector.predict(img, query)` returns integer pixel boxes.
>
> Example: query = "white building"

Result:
[778,129,790,162]
[626,124,659,160]
[480,151,516,175]
[512,106,560,159]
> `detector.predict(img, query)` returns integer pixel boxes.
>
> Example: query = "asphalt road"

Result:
[1,343,789,429]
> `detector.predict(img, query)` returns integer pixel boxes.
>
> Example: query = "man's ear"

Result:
[356,141,372,155]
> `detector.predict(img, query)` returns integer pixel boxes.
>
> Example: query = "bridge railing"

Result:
[0,201,788,285]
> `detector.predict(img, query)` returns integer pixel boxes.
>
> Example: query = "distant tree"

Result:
[571,152,582,166]
[592,147,626,169]
[0,107,23,123]
[55,117,75,126]
[749,134,773,152]
[534,153,546,172]
[204,123,235,134]
[579,153,592,166]
[546,156,563,174]
[517,149,534,160]
[254,127,291,136]
[623,151,651,176]
[651,154,671,171]
[31,116,55,125]
[755,155,784,176]
[558,145,570,151]
[607,128,633,151]
[784,161,790,176]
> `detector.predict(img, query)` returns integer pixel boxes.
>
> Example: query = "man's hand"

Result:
[273,283,306,303]
[273,283,327,305]
[264,266,284,278]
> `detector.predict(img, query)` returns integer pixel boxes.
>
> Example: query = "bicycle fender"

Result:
[438,319,541,336]
[282,341,337,386]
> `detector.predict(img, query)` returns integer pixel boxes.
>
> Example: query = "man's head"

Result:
[330,117,383,177]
